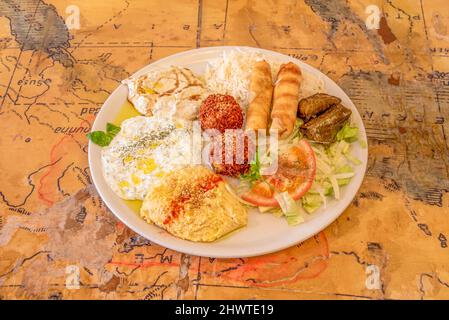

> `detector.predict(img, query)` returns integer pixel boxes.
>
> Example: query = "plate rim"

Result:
[88,46,368,258]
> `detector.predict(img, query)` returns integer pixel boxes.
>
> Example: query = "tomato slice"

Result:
[240,139,316,207]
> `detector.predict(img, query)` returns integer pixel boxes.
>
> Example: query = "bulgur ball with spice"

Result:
[210,130,255,177]
[199,94,243,133]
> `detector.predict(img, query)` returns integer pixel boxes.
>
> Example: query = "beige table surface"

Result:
[0,0,448,299]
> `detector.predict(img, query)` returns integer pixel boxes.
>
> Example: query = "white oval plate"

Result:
[88,46,368,258]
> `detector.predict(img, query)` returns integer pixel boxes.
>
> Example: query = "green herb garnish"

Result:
[86,122,121,147]
[240,149,261,185]
[106,123,121,136]
[86,131,113,147]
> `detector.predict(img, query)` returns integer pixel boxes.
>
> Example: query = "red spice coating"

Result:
[199,94,243,133]
[210,131,254,177]
[163,174,223,225]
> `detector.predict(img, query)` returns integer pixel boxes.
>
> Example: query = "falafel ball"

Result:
[210,130,255,177]
[199,94,243,133]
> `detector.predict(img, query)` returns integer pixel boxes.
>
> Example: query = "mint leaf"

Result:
[87,123,121,147]
[106,122,121,137]
[86,131,113,147]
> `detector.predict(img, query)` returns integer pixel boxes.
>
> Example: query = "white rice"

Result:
[205,50,325,108]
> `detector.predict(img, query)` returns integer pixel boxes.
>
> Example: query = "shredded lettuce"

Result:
[316,157,333,174]
[258,206,273,213]
[261,206,287,218]
[289,119,304,142]
[324,185,333,196]
[274,192,305,225]
[359,139,368,149]
[336,164,353,174]
[272,209,284,218]
[286,215,304,226]
[302,193,323,214]
[334,165,354,185]
[311,128,361,203]
[345,152,362,165]
[257,121,363,226]
[336,123,359,143]
[275,192,298,216]
[329,175,340,199]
